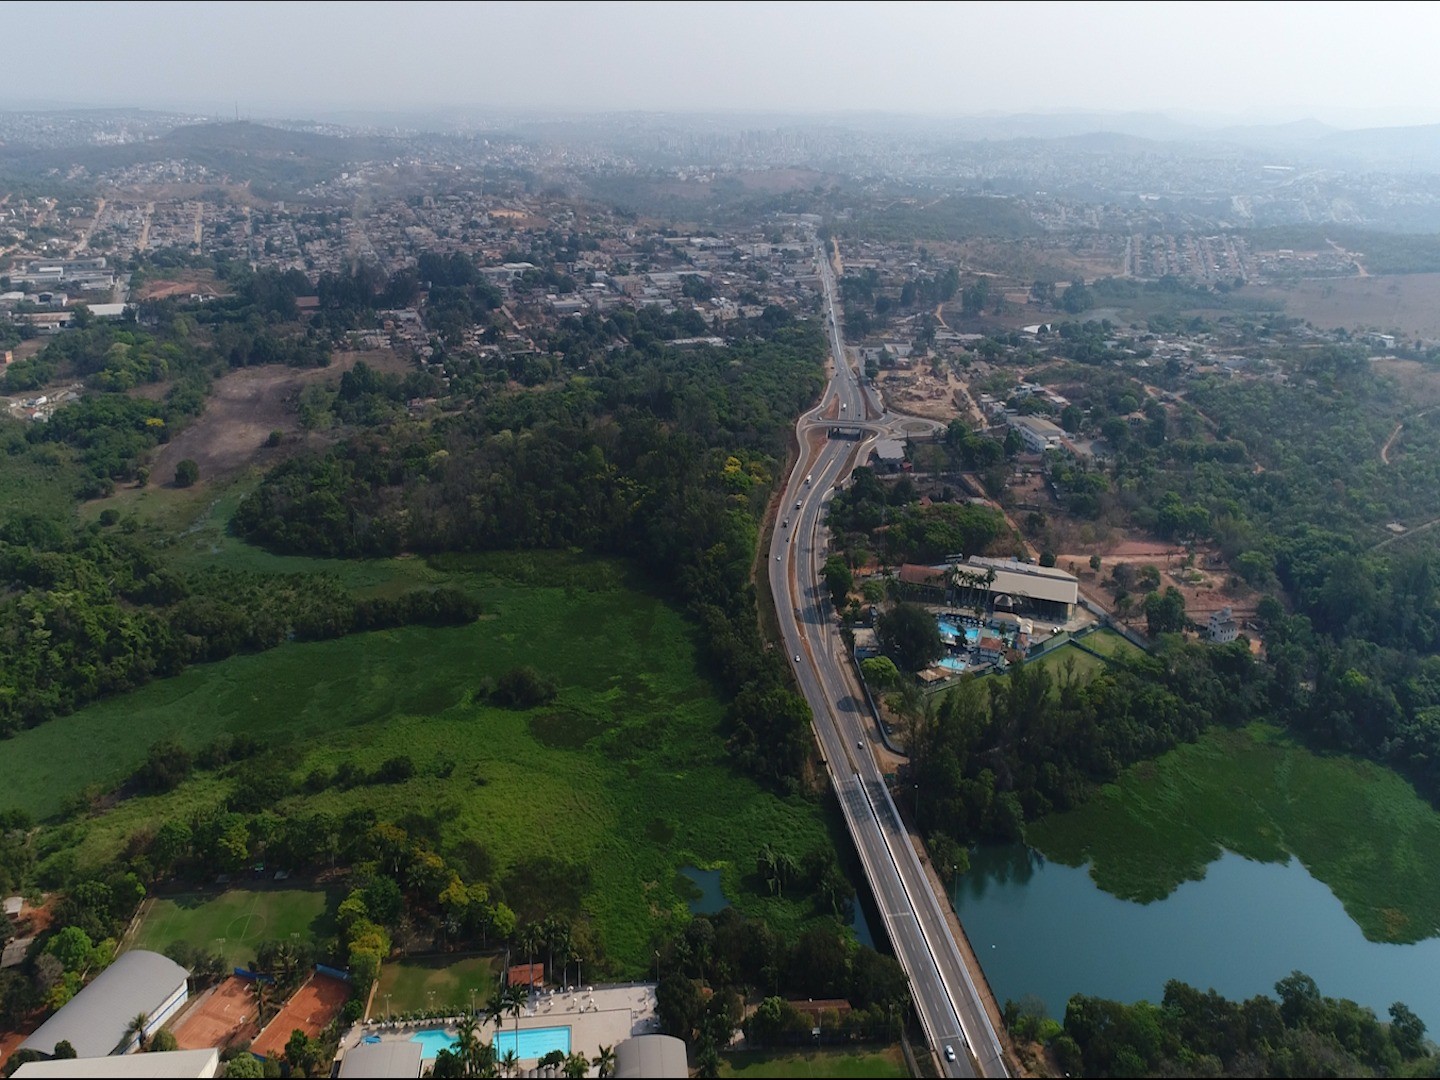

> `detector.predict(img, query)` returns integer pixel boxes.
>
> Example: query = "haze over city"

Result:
[5,3,1440,1080]
[7,0,1440,126]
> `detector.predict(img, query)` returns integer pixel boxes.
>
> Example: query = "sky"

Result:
[10,1,1440,127]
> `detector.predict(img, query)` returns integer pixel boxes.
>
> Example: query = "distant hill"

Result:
[0,120,409,195]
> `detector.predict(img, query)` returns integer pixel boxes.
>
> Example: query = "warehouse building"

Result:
[18,951,189,1060]
[953,556,1079,622]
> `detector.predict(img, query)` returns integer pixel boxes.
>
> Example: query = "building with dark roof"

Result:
[18,950,189,1060]
[615,1034,688,1079]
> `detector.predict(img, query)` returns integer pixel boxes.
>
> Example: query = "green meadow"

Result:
[10,551,833,973]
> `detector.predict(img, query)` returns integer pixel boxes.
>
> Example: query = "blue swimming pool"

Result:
[938,656,968,672]
[494,1025,571,1061]
[409,1025,573,1063]
[410,1029,458,1061]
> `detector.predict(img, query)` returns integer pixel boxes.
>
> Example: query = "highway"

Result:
[766,238,1008,1078]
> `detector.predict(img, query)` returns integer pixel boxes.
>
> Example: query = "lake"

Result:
[953,844,1440,1032]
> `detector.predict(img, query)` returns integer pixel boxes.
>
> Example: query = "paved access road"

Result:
[766,238,1008,1079]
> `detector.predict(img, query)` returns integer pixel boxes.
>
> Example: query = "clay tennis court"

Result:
[173,975,258,1050]
[250,973,350,1058]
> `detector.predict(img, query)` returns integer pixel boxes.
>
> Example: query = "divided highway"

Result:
[766,239,1008,1078]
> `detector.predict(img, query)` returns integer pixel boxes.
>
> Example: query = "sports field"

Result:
[131,888,334,969]
[1077,627,1146,659]
[373,955,498,1017]
[250,973,350,1059]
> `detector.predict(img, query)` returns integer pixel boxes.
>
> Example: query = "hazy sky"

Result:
[10,1,1440,126]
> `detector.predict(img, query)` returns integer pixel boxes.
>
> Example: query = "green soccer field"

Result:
[373,955,499,1017]
[130,887,335,969]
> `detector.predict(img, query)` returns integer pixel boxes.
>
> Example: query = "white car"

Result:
[794,654,801,663]
[944,1045,956,1062]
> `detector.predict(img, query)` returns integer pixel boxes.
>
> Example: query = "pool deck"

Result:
[337,982,660,1076]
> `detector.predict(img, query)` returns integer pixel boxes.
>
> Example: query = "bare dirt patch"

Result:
[1251,273,1440,339]
[150,349,412,484]
[877,367,975,423]
[137,272,225,301]
[1372,358,1440,408]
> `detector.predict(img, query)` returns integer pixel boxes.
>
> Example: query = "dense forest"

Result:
[1038,974,1435,1078]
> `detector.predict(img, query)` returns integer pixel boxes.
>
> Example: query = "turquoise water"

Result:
[409,1026,573,1062]
[410,1029,458,1060]
[938,656,969,672]
[938,618,961,644]
[494,1025,571,1060]
[953,846,1440,1030]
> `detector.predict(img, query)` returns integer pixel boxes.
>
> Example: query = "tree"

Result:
[562,1052,589,1078]
[51,1041,77,1060]
[861,655,901,691]
[174,459,200,487]
[224,1055,265,1078]
[148,1029,178,1053]
[122,1011,150,1052]
[822,555,853,608]
[593,1044,616,1078]
[1388,1001,1426,1058]
[45,927,95,972]
[1143,586,1187,637]
[877,602,944,673]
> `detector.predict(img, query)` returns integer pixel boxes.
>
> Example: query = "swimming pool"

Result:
[409,1024,572,1062]
[410,1029,458,1061]
[494,1025,571,1060]
[937,619,982,646]
[938,656,968,672]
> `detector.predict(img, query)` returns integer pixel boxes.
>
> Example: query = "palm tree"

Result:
[593,1044,616,1078]
[456,1015,481,1077]
[503,981,528,1052]
[122,1011,149,1052]
[500,1049,519,1078]
[562,1052,590,1079]
[519,921,546,987]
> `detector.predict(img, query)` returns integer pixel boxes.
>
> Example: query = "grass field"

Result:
[1030,641,1109,682]
[373,955,498,1017]
[130,887,336,968]
[1026,723,1440,943]
[719,1046,908,1078]
[15,551,832,974]
[1075,627,1146,660]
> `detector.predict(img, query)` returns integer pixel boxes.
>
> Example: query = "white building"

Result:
[1008,414,1066,453]
[1208,607,1239,644]
[18,951,189,1060]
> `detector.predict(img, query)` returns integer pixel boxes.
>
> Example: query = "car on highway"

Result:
[856,739,863,749]
[944,1045,956,1063]
[782,518,788,528]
